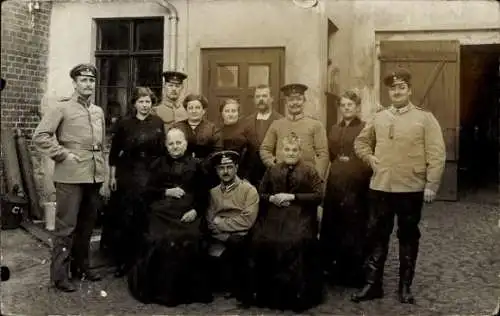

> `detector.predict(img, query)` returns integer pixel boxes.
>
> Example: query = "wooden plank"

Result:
[379,40,460,55]
[379,55,457,62]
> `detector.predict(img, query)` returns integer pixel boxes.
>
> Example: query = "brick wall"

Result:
[0,0,51,194]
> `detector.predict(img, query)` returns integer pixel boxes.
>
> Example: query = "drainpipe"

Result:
[156,0,179,71]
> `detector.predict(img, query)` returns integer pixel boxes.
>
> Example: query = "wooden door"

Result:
[379,40,460,201]
[201,48,285,124]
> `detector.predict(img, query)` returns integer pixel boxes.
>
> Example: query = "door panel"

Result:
[202,48,285,123]
[379,40,460,201]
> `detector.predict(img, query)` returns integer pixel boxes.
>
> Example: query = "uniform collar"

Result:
[220,176,240,193]
[163,98,181,109]
[72,93,91,108]
[286,112,305,121]
[389,102,414,115]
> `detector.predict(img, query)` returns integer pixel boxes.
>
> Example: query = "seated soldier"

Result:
[240,132,325,312]
[205,150,259,297]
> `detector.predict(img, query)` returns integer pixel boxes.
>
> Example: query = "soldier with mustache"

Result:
[260,83,329,181]
[352,68,446,304]
[240,84,283,186]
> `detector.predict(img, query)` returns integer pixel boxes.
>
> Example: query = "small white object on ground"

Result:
[100,290,107,297]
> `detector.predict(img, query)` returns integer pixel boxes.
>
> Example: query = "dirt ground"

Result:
[1,197,499,316]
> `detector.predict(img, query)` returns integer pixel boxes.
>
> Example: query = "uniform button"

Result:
[62,247,67,252]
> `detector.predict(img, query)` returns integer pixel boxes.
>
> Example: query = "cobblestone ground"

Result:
[1,199,499,316]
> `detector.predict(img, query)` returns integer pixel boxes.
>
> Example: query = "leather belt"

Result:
[62,143,102,152]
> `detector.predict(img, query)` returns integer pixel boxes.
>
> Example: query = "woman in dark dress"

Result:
[100,87,166,277]
[128,127,213,306]
[319,90,372,287]
[174,94,222,187]
[239,132,324,312]
[174,94,222,160]
[218,99,249,178]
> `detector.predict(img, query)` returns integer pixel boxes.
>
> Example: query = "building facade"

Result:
[1,0,499,203]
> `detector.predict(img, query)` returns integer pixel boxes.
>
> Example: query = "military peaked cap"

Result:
[162,71,187,84]
[69,63,97,79]
[209,150,240,168]
[383,68,411,87]
[280,83,308,96]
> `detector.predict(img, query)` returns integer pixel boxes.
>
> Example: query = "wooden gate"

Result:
[379,40,460,201]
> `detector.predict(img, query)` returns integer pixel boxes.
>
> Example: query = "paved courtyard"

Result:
[1,197,499,315]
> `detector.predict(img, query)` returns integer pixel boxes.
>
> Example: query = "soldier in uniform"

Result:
[33,64,106,292]
[352,68,446,304]
[153,71,189,131]
[260,83,329,181]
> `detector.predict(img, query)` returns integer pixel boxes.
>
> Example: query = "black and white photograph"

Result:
[1,0,499,315]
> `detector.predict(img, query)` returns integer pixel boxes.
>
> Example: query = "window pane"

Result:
[98,57,129,87]
[134,57,163,88]
[135,19,164,51]
[217,65,239,88]
[97,20,130,50]
[248,64,270,87]
[98,87,129,124]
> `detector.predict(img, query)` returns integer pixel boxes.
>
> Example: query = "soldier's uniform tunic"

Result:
[260,113,330,180]
[33,92,106,284]
[152,98,188,131]
[354,102,445,297]
[153,70,189,131]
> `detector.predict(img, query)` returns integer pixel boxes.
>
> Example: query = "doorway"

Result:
[201,47,285,124]
[459,44,500,198]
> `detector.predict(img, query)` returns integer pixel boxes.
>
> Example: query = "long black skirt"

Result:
[320,163,370,287]
[128,218,213,307]
[100,162,151,268]
[99,188,149,268]
[241,204,324,312]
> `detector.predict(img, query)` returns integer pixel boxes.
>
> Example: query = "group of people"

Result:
[32,62,446,312]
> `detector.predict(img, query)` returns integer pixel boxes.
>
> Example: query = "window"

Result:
[95,18,164,130]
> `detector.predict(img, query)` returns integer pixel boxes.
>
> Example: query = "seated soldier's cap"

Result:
[280,83,308,96]
[69,63,97,79]
[383,68,411,87]
[210,150,240,167]
[162,71,187,84]
[0,78,6,91]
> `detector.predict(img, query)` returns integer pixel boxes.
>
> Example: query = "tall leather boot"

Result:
[351,246,386,302]
[51,237,76,292]
[398,242,418,304]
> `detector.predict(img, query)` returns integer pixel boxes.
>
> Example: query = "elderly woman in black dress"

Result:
[100,87,165,277]
[128,127,212,306]
[240,132,324,312]
[319,90,372,287]
[218,99,249,178]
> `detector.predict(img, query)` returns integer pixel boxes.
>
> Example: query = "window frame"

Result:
[94,17,164,132]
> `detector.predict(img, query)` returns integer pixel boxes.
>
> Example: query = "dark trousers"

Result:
[50,182,101,283]
[364,190,423,287]
[209,235,249,295]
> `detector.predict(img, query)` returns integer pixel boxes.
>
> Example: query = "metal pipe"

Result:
[156,0,179,71]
